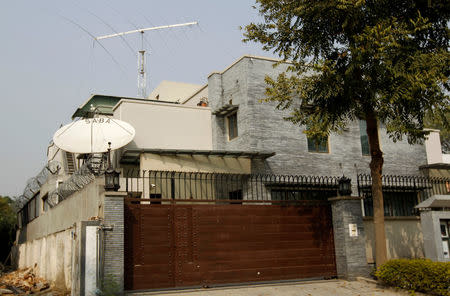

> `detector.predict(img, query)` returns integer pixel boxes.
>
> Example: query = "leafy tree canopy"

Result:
[244,0,449,266]
[0,196,17,263]
[243,0,449,143]
[424,110,450,153]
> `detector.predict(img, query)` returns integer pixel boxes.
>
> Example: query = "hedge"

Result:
[375,259,450,296]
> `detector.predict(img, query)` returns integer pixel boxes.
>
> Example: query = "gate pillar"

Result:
[329,196,370,279]
[102,192,127,293]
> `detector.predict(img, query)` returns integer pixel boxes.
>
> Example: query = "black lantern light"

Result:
[105,142,120,191]
[338,175,352,196]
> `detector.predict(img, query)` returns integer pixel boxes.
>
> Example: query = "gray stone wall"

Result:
[103,193,126,292]
[330,197,370,279]
[209,56,428,190]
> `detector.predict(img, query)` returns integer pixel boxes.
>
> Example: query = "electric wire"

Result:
[57,13,128,78]
[72,2,137,56]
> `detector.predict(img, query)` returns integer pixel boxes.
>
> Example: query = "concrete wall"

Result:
[363,217,424,263]
[209,56,428,189]
[183,85,208,106]
[140,153,252,174]
[16,178,106,293]
[147,80,203,102]
[18,228,73,291]
[113,99,212,151]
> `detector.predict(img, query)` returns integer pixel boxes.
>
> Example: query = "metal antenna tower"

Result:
[96,21,198,98]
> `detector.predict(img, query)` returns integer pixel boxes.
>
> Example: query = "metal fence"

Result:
[357,174,450,216]
[124,170,340,204]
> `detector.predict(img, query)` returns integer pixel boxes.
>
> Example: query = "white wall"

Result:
[147,80,202,102]
[113,100,212,150]
[424,129,444,164]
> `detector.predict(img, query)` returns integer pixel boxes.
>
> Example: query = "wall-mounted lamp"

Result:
[338,176,352,196]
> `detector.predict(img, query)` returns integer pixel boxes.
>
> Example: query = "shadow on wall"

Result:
[364,218,424,263]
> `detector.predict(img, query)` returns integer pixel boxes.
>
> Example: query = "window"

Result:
[362,190,419,217]
[150,193,162,205]
[441,220,450,259]
[359,120,370,155]
[227,113,238,140]
[229,190,243,204]
[307,135,329,153]
[42,194,49,212]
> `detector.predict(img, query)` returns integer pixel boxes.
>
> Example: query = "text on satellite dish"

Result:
[85,118,111,124]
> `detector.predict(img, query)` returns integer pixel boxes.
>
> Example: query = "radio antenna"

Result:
[96,21,198,98]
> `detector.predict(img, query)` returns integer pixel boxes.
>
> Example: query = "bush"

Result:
[375,259,450,296]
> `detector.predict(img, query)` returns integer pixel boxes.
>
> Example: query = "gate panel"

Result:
[186,204,336,286]
[124,204,175,290]
[125,202,336,290]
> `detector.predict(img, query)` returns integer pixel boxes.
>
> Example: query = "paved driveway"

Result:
[127,279,419,296]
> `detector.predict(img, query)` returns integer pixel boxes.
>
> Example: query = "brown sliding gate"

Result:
[124,200,337,290]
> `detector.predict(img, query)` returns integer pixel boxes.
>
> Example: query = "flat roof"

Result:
[416,195,450,209]
[120,149,275,164]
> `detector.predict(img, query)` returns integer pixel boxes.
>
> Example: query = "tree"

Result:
[0,196,17,264]
[243,0,449,266]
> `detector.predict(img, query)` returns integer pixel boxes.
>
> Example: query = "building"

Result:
[14,55,449,295]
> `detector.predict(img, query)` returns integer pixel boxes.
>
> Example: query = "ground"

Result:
[126,279,425,296]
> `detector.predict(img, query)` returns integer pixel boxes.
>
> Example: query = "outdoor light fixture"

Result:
[104,142,121,191]
[338,176,352,196]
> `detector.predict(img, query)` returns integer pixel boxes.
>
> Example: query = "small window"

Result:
[227,113,238,140]
[441,220,450,259]
[42,194,49,212]
[307,135,329,153]
[359,120,370,155]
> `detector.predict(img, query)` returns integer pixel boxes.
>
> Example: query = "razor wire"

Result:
[47,154,107,207]
[16,160,62,208]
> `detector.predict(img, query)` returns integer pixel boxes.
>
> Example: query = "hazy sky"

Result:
[0,0,275,197]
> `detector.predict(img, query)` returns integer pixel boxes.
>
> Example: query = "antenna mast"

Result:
[96,21,198,98]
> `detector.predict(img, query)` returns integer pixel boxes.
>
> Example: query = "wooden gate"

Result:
[124,201,337,290]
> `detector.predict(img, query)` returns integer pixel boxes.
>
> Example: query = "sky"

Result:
[0,0,276,197]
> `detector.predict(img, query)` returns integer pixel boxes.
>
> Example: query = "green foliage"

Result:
[243,0,450,144]
[375,259,450,296]
[0,196,16,263]
[424,109,450,153]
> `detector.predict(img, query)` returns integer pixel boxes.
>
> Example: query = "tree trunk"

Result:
[366,110,388,267]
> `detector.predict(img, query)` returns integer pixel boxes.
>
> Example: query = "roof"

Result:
[419,163,450,170]
[415,195,450,209]
[212,104,239,116]
[120,149,275,164]
[71,94,179,119]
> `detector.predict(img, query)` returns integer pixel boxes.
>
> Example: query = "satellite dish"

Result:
[53,118,135,153]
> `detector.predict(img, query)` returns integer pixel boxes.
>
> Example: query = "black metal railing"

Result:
[357,174,450,216]
[124,170,340,204]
